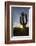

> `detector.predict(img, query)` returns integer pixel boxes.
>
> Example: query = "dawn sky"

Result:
[11,7,30,28]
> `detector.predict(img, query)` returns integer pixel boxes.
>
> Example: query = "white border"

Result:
[10,5,32,40]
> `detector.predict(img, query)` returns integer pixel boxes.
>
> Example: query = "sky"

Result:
[11,7,30,28]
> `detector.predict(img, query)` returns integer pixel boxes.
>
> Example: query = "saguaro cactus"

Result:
[20,12,28,28]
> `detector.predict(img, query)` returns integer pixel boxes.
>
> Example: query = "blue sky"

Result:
[11,7,30,27]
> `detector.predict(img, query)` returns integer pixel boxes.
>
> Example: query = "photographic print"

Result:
[11,7,29,36]
[10,5,34,41]
[5,2,35,44]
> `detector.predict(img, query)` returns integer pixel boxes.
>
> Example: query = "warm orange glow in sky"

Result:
[15,24,23,28]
